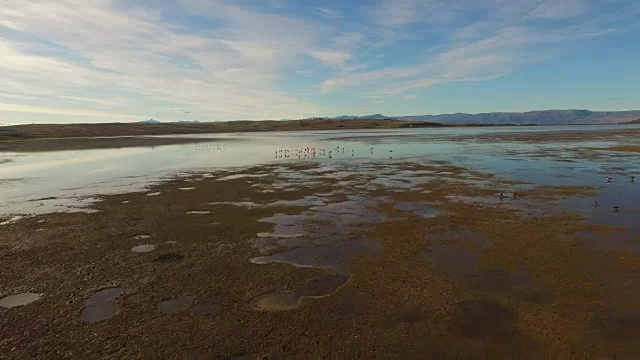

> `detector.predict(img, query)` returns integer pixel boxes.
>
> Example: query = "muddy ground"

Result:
[0,119,416,142]
[0,161,638,359]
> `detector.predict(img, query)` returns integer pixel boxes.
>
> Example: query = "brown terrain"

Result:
[1,158,638,359]
[0,119,429,152]
[0,119,415,140]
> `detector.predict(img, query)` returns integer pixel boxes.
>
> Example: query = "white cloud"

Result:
[320,0,636,97]
[0,0,323,122]
[313,7,342,19]
[310,50,352,66]
[0,0,637,122]
[529,0,587,19]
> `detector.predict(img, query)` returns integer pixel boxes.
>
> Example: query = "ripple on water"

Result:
[80,288,124,322]
[253,274,349,311]
[0,293,42,308]
[158,296,194,314]
[131,244,156,253]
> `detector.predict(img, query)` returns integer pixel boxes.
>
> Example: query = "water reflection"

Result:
[1,126,639,225]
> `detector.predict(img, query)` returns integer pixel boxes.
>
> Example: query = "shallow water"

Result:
[131,244,156,253]
[252,274,349,311]
[1,126,639,230]
[0,293,42,308]
[81,288,124,322]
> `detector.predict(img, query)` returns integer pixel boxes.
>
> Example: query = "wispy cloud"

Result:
[312,7,342,19]
[0,0,637,123]
[0,0,324,122]
[320,0,638,97]
[310,50,353,66]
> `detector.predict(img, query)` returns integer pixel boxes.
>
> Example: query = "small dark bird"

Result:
[631,176,636,183]
[606,176,613,183]
[613,206,620,212]
[512,191,517,199]
[499,192,505,199]
[594,200,599,207]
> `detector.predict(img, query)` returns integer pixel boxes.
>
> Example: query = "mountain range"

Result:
[314,110,640,125]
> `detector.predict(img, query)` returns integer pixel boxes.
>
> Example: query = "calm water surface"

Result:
[1,125,638,221]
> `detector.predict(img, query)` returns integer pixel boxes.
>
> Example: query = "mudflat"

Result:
[0,119,414,140]
[1,156,638,359]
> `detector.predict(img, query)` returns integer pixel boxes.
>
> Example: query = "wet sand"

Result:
[1,159,638,358]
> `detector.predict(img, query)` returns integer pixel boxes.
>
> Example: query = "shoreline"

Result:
[0,136,221,152]
[1,121,638,152]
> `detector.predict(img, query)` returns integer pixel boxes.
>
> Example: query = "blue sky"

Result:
[1,0,639,124]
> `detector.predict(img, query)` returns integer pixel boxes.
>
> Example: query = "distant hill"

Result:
[314,110,640,125]
[625,119,640,124]
[176,120,200,123]
[139,119,161,124]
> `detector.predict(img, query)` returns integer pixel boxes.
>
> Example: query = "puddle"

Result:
[0,293,42,308]
[252,274,349,311]
[121,200,130,204]
[192,302,219,316]
[158,296,194,314]
[250,238,378,271]
[131,244,156,253]
[454,299,517,342]
[146,192,161,197]
[80,287,124,323]
[178,187,195,191]
[132,234,151,240]
[394,202,443,218]
[186,210,211,215]
[154,253,184,262]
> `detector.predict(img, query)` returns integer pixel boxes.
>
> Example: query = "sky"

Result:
[1,0,639,125]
